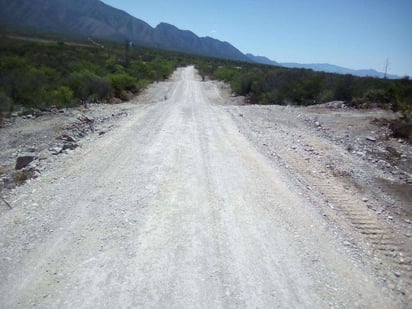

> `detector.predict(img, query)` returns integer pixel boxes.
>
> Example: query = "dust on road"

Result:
[0,67,406,307]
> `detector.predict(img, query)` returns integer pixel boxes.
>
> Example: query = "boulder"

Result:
[15,156,36,170]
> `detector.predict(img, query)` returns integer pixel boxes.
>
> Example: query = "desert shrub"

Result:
[48,86,74,107]
[136,79,151,91]
[14,66,58,107]
[68,70,111,100]
[363,89,391,103]
[196,62,215,81]
[0,91,13,115]
[389,78,412,118]
[107,72,137,95]
[146,60,174,80]
[232,73,253,95]
[318,89,334,102]
[214,67,238,82]
[71,60,103,75]
[128,61,154,80]
[0,55,27,71]
[333,75,354,101]
[389,119,412,141]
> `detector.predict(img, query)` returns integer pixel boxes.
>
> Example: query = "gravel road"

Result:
[0,67,404,307]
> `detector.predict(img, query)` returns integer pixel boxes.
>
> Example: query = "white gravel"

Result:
[0,67,402,308]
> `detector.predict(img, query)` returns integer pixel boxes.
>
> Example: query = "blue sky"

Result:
[102,0,412,77]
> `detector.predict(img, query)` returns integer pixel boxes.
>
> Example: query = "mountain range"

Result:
[246,54,399,79]
[0,0,249,62]
[0,0,397,78]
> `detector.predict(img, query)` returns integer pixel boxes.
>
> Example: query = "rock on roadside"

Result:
[15,156,37,170]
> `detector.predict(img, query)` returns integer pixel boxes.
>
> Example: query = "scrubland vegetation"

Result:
[0,36,188,115]
[196,60,412,117]
[1,34,411,121]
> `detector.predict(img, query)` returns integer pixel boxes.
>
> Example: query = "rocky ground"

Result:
[225,101,412,300]
[0,68,411,307]
[0,102,140,195]
[227,102,412,221]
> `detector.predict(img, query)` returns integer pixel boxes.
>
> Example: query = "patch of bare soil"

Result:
[227,102,412,300]
[304,103,412,217]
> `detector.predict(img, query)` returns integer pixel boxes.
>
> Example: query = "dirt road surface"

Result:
[0,67,410,307]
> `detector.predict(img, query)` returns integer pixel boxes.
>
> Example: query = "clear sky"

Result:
[102,0,412,77]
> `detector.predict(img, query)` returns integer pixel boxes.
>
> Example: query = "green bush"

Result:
[15,66,58,107]
[214,67,237,82]
[0,91,13,115]
[49,86,74,107]
[107,72,137,95]
[0,55,27,71]
[68,70,111,100]
[363,89,391,103]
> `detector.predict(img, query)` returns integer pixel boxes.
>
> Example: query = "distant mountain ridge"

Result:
[247,54,399,79]
[0,0,249,61]
[246,54,279,66]
[281,62,399,79]
[0,0,398,78]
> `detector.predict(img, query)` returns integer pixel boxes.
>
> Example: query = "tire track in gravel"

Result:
[226,105,412,301]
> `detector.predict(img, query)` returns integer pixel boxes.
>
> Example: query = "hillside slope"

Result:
[0,0,249,61]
